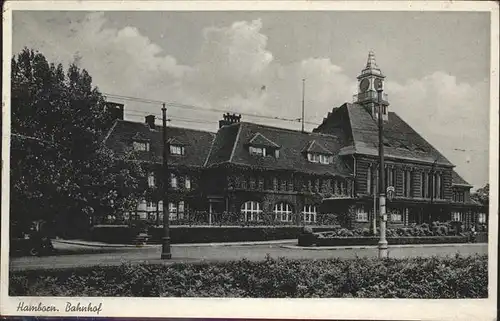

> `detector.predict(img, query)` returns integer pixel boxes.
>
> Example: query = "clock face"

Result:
[374,78,383,91]
[359,79,370,92]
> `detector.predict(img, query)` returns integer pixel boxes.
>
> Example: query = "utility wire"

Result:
[103,92,311,124]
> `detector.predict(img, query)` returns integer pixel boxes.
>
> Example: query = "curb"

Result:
[281,243,488,250]
[53,239,297,249]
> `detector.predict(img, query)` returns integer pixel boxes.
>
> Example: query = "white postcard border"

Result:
[1,1,498,320]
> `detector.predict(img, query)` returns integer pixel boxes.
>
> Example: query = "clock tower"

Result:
[354,51,389,121]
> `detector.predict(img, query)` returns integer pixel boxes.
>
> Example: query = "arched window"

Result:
[241,201,262,222]
[274,202,293,222]
[302,205,317,223]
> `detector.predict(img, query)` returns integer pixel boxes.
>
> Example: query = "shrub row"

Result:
[10,254,488,298]
[90,225,335,244]
[321,221,466,238]
[310,236,470,247]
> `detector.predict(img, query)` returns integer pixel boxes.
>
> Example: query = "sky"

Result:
[11,10,491,188]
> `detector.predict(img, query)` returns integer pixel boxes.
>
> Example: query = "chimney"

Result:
[145,115,156,129]
[218,113,242,128]
[105,102,124,121]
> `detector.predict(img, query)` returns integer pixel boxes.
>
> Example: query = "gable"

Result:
[248,132,280,148]
[303,140,334,155]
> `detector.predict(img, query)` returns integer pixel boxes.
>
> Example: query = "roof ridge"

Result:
[102,120,119,144]
[229,123,242,162]
[203,131,218,167]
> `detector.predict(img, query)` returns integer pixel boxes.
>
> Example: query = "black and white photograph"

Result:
[1,1,498,320]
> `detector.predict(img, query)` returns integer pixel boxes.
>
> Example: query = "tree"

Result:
[10,48,145,236]
[471,183,489,207]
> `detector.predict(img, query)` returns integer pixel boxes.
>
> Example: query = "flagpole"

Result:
[301,79,305,132]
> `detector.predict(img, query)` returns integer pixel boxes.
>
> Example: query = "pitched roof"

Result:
[104,120,215,167]
[208,122,351,177]
[303,140,334,155]
[248,132,280,148]
[315,103,454,166]
[451,170,472,187]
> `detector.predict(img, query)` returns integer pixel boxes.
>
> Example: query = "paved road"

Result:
[9,241,488,271]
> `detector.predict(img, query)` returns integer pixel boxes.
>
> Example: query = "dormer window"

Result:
[170,145,185,155]
[307,152,333,165]
[133,141,149,151]
[247,132,280,158]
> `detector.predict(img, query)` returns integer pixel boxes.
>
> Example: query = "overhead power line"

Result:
[103,92,316,125]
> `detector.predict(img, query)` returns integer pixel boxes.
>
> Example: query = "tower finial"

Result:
[366,50,378,69]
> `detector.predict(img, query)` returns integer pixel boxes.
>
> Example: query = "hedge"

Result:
[10,254,487,298]
[89,225,336,244]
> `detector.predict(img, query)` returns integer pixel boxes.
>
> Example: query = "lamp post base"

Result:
[378,240,388,259]
[161,236,172,260]
[161,253,172,259]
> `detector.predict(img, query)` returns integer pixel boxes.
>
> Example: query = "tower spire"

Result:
[360,50,384,77]
[366,50,378,69]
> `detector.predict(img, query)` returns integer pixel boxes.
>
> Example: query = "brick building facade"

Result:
[103,52,487,229]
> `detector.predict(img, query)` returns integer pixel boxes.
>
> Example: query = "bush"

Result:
[9,255,488,298]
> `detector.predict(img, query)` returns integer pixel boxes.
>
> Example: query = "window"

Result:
[241,201,262,221]
[307,153,332,164]
[389,167,395,188]
[169,201,185,220]
[249,146,266,156]
[185,176,191,189]
[169,202,177,220]
[274,202,293,222]
[170,145,184,155]
[272,177,278,191]
[421,172,426,198]
[403,170,413,197]
[427,172,433,198]
[356,207,369,222]
[434,173,442,199]
[133,141,149,151]
[478,213,487,224]
[453,190,465,202]
[451,212,461,222]
[170,173,178,188]
[390,209,402,222]
[308,153,319,163]
[275,150,280,158]
[366,165,372,194]
[148,172,155,188]
[302,205,317,223]
[340,181,346,195]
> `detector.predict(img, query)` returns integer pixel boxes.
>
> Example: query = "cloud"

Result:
[12,12,490,187]
[387,73,489,188]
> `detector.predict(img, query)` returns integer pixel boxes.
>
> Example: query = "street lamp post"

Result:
[377,87,388,259]
[161,103,172,259]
